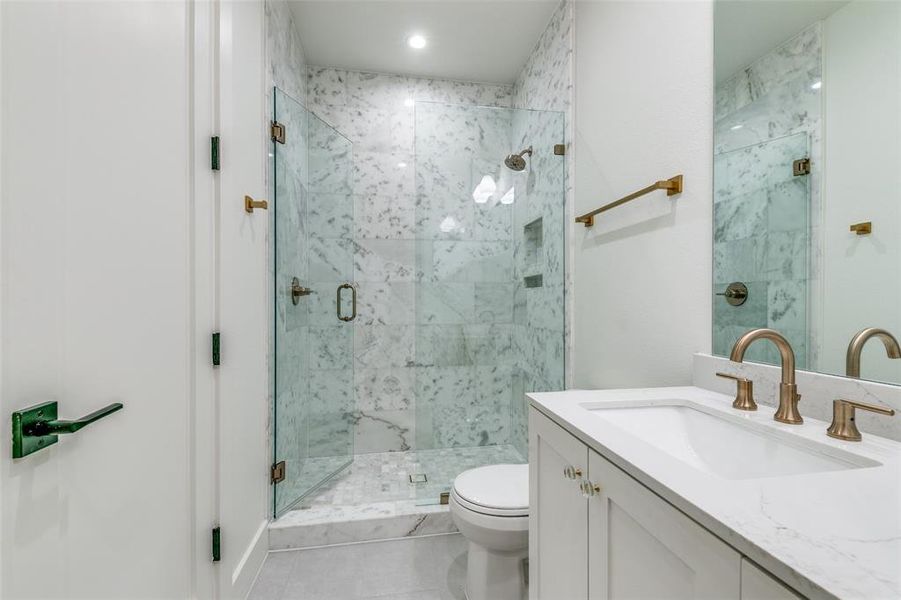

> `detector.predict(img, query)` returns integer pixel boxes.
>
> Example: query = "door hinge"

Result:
[271,461,286,484]
[211,136,220,171]
[212,332,221,367]
[554,143,566,156]
[211,526,221,563]
[793,158,811,176]
[271,121,286,144]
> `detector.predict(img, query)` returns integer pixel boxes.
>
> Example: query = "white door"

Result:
[0,1,226,597]
[587,450,741,600]
[529,408,589,600]
[214,0,271,597]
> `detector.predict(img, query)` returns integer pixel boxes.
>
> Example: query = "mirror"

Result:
[712,1,901,385]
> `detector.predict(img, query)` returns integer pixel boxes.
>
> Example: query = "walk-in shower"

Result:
[271,89,565,519]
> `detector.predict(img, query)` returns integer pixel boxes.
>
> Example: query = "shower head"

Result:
[504,146,533,172]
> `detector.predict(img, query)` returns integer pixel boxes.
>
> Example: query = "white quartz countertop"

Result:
[528,386,901,600]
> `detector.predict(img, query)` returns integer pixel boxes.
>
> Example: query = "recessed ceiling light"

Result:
[407,34,427,49]
[811,80,822,90]
[397,162,407,168]
[404,98,415,108]
[730,124,743,131]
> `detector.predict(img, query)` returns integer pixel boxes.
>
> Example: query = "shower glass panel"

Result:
[713,132,810,367]
[413,101,566,504]
[272,88,355,517]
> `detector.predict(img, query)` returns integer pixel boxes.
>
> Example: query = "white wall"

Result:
[572,1,713,389]
[820,0,901,384]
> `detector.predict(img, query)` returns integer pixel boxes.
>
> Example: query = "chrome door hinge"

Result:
[212,332,221,367]
[271,461,286,484]
[554,144,565,156]
[211,136,220,171]
[271,121,285,144]
[793,158,811,176]
[211,526,221,563]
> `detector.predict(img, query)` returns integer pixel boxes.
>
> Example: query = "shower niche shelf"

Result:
[523,216,543,269]
[524,274,543,288]
[523,217,544,288]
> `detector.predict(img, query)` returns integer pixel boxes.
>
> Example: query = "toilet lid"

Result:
[452,464,528,515]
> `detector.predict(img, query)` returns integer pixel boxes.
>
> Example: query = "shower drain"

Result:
[408,473,428,484]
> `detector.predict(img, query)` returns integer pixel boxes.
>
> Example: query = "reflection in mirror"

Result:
[713,0,901,385]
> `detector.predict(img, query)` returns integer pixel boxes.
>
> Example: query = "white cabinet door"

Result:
[587,450,741,600]
[529,408,590,600]
[741,559,801,600]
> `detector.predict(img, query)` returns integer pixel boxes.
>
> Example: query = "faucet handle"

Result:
[716,372,757,411]
[827,398,895,442]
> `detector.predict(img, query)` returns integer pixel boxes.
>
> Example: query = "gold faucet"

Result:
[729,328,803,424]
[846,327,901,378]
[827,399,895,441]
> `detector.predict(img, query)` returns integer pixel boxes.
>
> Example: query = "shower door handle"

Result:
[337,283,356,322]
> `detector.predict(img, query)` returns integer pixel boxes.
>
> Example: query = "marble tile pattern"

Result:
[266,0,311,516]
[250,534,468,600]
[269,1,572,512]
[713,23,822,371]
[305,68,516,457]
[271,88,358,515]
[510,0,573,456]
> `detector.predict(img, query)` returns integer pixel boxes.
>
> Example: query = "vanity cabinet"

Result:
[529,408,590,599]
[741,560,801,600]
[529,408,798,600]
[586,448,741,599]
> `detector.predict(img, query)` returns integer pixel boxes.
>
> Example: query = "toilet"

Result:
[449,464,529,600]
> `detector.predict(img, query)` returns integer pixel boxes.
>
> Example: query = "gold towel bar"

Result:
[575,174,683,227]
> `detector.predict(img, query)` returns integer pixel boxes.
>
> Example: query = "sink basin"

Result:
[583,401,880,480]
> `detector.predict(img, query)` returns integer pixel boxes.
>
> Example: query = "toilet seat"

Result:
[452,464,528,517]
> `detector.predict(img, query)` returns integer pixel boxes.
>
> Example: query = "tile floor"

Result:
[248,534,468,600]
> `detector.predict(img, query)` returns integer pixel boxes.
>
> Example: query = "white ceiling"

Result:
[287,1,560,84]
[715,0,849,83]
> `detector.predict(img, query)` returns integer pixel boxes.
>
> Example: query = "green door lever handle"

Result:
[12,401,124,458]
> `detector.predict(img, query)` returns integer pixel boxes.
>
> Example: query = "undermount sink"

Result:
[582,401,880,480]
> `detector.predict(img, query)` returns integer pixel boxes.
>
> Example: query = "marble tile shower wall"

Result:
[510,0,573,456]
[713,23,822,368]
[306,68,514,454]
[413,101,520,453]
[507,108,567,458]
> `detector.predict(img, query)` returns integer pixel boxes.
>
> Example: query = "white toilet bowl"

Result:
[449,464,529,600]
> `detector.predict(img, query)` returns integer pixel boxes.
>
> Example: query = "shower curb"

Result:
[268,502,457,550]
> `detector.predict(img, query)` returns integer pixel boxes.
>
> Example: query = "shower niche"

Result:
[523,217,544,288]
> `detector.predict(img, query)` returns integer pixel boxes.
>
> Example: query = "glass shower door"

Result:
[272,88,355,517]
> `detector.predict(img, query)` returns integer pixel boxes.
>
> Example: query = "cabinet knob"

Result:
[563,465,583,480]
[580,480,601,498]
